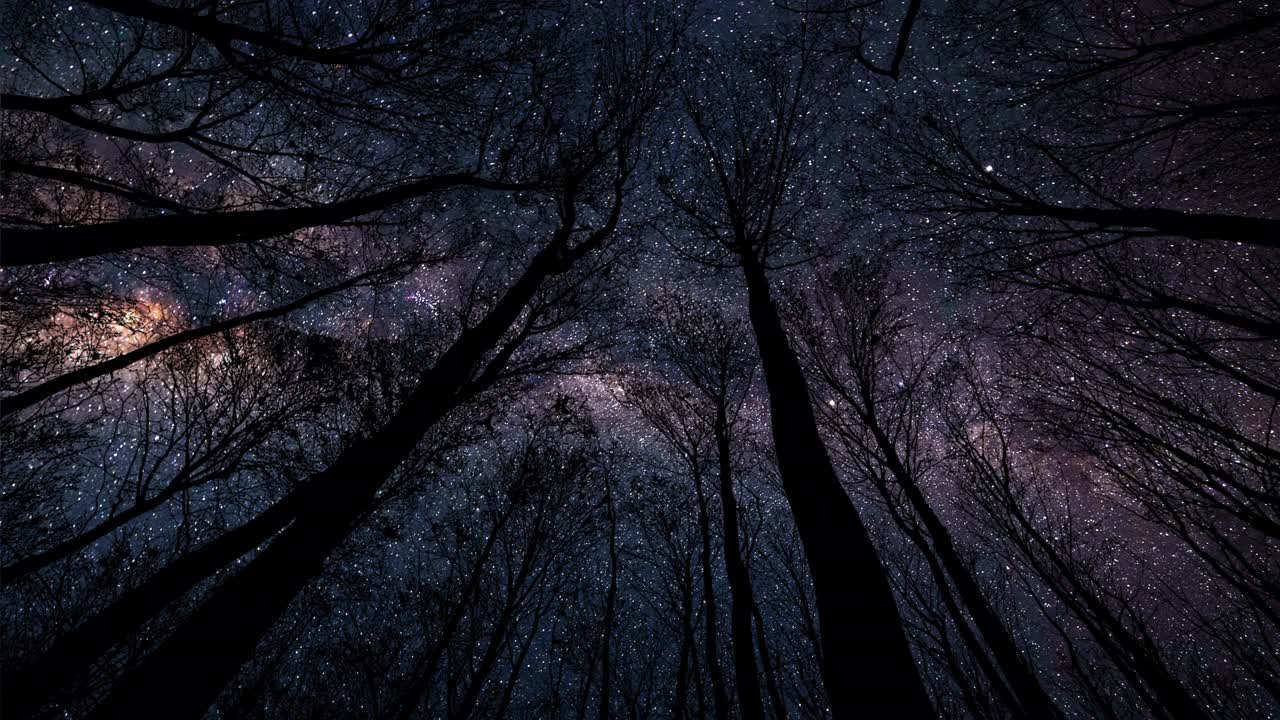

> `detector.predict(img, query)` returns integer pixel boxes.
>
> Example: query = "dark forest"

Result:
[1,0,1277,718]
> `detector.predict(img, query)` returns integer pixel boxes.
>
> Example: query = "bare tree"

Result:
[659,31,935,718]
[629,289,770,720]
[787,256,1061,718]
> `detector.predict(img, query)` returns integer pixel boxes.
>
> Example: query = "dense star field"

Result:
[1,0,1277,718]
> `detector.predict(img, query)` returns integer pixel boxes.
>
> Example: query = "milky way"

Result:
[2,1,1277,719]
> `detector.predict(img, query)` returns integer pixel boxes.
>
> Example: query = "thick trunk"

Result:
[714,405,766,720]
[4,480,311,718]
[83,210,587,720]
[739,255,934,720]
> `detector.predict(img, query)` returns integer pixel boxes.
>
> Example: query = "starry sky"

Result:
[1,0,1277,718]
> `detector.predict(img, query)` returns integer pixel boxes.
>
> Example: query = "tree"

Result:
[660,32,935,719]
[788,255,1061,719]
[629,289,769,720]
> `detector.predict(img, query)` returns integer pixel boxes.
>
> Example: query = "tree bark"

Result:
[394,501,519,720]
[597,482,620,720]
[1,466,234,586]
[4,479,311,719]
[861,406,1060,719]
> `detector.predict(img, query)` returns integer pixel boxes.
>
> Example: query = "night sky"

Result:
[2,0,1277,719]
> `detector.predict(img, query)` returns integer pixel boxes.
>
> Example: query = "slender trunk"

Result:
[395,502,519,720]
[714,403,766,720]
[449,538,542,720]
[492,606,545,719]
[692,464,731,720]
[3,487,169,583]
[83,203,596,720]
[895,502,1020,715]
[4,480,312,718]
[674,575,695,720]
[864,415,1060,719]
[750,600,788,720]
[971,445,1209,720]
[739,255,933,720]
[930,607,993,720]
[691,624,709,720]
[1017,513,1209,720]
[575,639,598,720]
[598,484,620,720]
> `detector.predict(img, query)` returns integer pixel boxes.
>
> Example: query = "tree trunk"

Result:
[83,206,594,720]
[714,402,767,720]
[5,479,313,718]
[692,463,731,720]
[739,254,934,720]
[863,412,1060,719]
[750,599,788,720]
[674,576,695,720]
[0,174,532,266]
[597,483,620,720]
[395,501,519,720]
[4,485,172,584]
[449,533,542,720]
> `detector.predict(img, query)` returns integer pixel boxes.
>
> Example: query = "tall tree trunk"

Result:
[598,482,620,720]
[966,437,1210,720]
[3,471,202,585]
[6,295,534,718]
[0,174,532,266]
[674,576,695,720]
[863,415,1061,719]
[714,402,766,720]
[492,606,546,719]
[692,463,731,720]
[878,493,1019,715]
[395,501,519,720]
[750,599,788,720]
[82,200,606,720]
[5,479,312,718]
[449,532,543,720]
[738,255,934,720]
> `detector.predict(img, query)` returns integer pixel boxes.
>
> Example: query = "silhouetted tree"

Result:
[788,256,1060,718]
[660,31,935,719]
